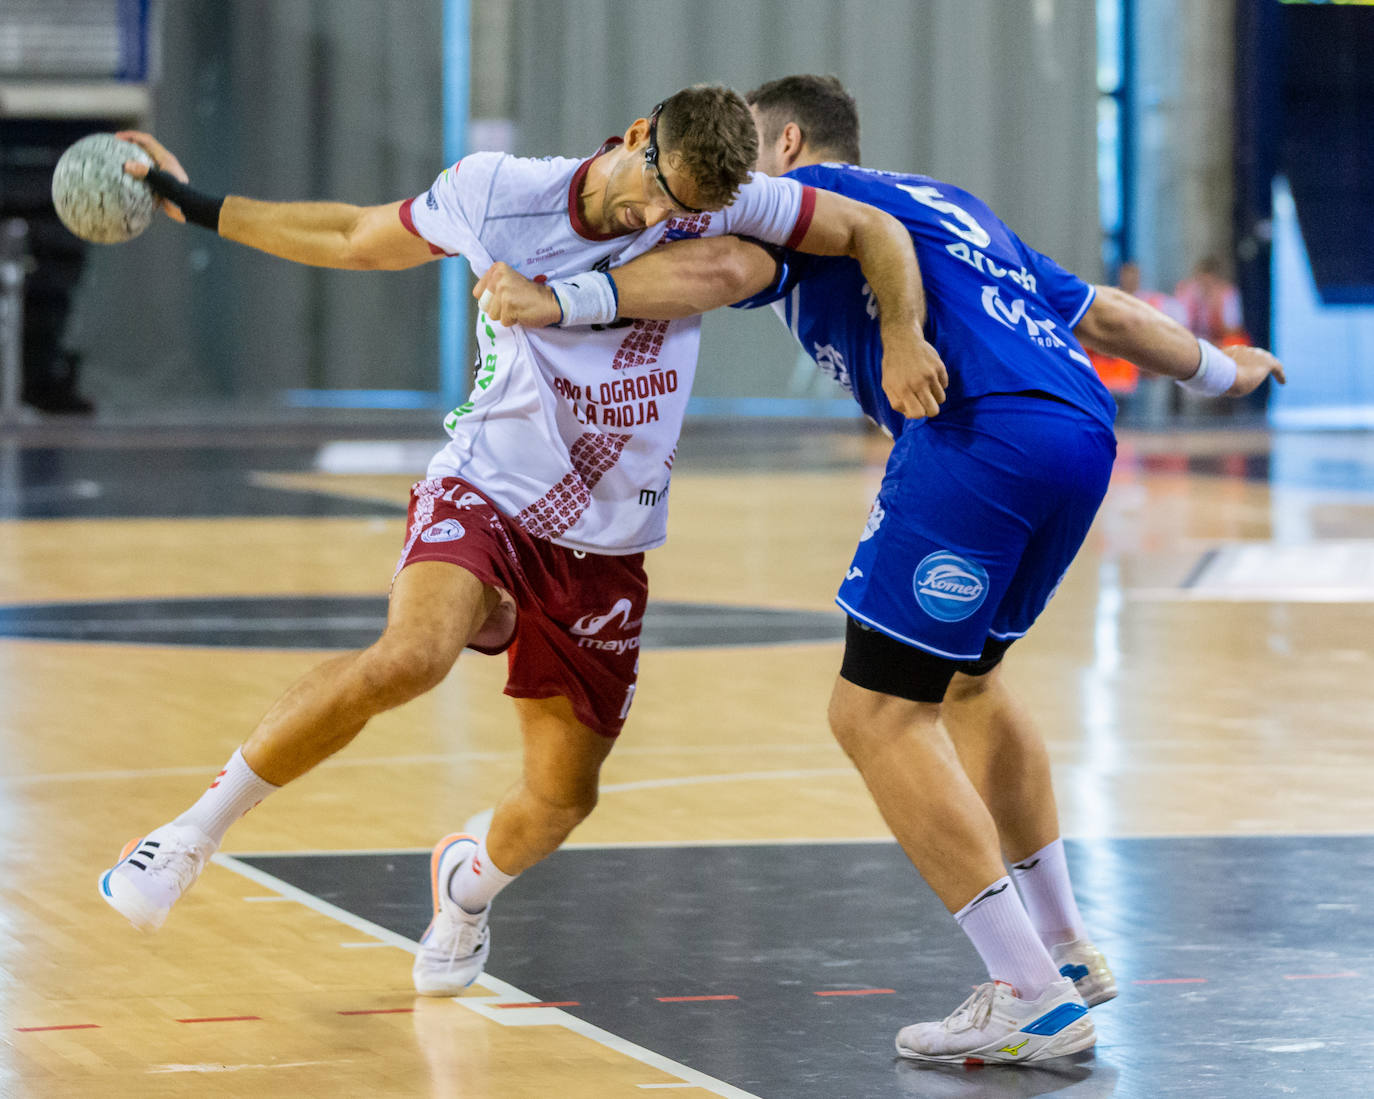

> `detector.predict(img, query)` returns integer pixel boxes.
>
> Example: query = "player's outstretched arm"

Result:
[117,131,440,272]
[1076,285,1285,397]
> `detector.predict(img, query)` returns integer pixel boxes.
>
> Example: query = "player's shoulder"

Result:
[455,150,580,187]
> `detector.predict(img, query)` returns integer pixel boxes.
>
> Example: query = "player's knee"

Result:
[355,631,458,704]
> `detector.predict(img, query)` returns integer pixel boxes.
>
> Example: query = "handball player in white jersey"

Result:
[97,84,946,996]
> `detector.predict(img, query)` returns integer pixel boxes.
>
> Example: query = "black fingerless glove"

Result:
[143,168,225,232]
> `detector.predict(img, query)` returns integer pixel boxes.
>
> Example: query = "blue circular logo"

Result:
[912,551,989,622]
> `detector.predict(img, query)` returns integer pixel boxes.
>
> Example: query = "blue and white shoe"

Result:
[1051,939,1118,1007]
[895,977,1094,1065]
[412,832,490,996]
[98,822,217,932]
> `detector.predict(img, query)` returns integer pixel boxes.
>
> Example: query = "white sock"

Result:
[1009,838,1088,948]
[954,876,1062,1000]
[173,748,278,846]
[448,835,517,914]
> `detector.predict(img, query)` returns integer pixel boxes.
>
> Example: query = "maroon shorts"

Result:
[394,477,647,737]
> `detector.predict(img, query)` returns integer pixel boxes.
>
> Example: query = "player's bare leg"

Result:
[100,561,503,931]
[828,676,1093,1062]
[941,667,1059,861]
[942,665,1117,1006]
[243,562,500,784]
[828,677,1006,908]
[487,695,616,873]
[415,696,616,995]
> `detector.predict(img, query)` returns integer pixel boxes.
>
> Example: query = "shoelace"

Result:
[945,982,999,1032]
[436,906,486,966]
[145,835,208,893]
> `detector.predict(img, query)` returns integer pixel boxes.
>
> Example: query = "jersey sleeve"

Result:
[1021,243,1097,328]
[729,244,821,310]
[719,172,817,249]
[399,151,506,263]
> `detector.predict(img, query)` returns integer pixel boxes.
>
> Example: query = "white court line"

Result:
[150,1060,343,1075]
[3,743,844,787]
[213,854,765,1099]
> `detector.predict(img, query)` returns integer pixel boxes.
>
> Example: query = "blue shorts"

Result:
[837,395,1116,661]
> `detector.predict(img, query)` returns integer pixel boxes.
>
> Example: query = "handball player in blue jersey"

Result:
[477,75,1284,1065]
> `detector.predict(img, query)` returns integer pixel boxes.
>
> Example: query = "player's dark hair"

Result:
[746,74,861,165]
[656,84,757,209]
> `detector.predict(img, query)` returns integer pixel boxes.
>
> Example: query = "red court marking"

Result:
[176,1015,262,1023]
[813,989,897,997]
[656,995,740,1003]
[1283,972,1359,981]
[338,1007,416,1015]
[1133,978,1207,985]
[15,1023,100,1033]
[495,1001,580,1009]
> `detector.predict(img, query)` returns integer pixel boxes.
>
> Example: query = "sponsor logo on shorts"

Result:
[450,492,485,510]
[571,597,642,652]
[420,518,466,544]
[845,566,864,580]
[571,597,637,637]
[912,550,989,622]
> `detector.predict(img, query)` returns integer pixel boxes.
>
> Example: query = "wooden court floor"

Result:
[0,421,1371,1097]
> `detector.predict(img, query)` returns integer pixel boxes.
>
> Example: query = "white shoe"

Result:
[1051,939,1117,1007]
[413,832,490,996]
[895,977,1094,1065]
[98,822,217,932]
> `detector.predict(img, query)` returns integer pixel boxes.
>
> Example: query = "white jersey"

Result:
[401,142,816,555]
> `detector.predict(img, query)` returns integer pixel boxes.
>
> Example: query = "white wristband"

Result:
[548,271,619,327]
[1178,339,1237,397]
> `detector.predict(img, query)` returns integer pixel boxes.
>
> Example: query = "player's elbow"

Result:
[1076,286,1152,353]
[711,241,775,306]
[339,233,388,271]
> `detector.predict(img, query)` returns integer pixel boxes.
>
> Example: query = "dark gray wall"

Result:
[75,0,443,412]
[69,0,1098,413]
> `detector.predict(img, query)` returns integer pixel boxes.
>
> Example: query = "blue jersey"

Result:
[735,163,1116,436]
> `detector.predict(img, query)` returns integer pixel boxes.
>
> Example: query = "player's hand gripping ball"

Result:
[50,133,155,244]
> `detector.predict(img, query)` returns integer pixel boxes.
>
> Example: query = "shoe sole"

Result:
[896,1017,1096,1065]
[1080,982,1118,1008]
[98,836,165,932]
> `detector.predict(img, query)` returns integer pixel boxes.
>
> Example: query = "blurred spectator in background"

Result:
[1118,261,1187,325]
[1175,255,1250,347]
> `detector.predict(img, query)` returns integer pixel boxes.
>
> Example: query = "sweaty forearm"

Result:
[1075,286,1202,380]
[610,237,777,320]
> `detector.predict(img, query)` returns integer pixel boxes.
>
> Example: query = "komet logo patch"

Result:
[912,551,988,622]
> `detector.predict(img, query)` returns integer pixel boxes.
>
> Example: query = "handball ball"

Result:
[51,133,155,244]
